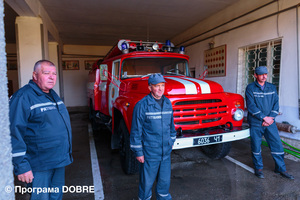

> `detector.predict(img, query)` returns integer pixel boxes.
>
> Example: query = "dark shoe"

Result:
[255,169,264,179]
[274,171,294,179]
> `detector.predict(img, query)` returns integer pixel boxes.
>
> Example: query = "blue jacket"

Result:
[245,81,279,127]
[10,80,73,175]
[130,93,177,161]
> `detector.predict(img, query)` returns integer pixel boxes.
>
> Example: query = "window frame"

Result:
[237,38,282,97]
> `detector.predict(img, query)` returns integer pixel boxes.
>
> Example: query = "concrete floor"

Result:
[14,108,300,200]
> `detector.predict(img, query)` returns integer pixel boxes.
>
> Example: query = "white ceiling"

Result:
[5,0,241,46]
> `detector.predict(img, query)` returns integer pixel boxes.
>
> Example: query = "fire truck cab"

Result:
[87,39,250,174]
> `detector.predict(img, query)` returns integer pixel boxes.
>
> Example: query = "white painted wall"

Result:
[62,45,111,107]
[15,16,43,88]
[173,0,300,140]
[6,42,107,107]
[62,58,97,107]
[64,45,112,56]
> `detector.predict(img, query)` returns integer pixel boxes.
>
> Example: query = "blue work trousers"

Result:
[28,167,65,200]
[250,123,286,172]
[139,156,172,200]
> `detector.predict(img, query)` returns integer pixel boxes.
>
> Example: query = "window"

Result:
[113,60,120,78]
[237,39,282,96]
[121,58,189,79]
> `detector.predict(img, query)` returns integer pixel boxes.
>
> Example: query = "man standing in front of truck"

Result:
[245,66,293,179]
[130,73,177,200]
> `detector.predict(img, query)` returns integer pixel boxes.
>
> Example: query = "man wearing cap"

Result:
[130,73,176,200]
[245,66,293,179]
[10,60,73,199]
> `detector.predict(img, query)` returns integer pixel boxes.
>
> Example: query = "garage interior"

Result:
[2,0,300,199]
[4,0,266,107]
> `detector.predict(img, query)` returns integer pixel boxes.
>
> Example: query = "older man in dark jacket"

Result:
[10,60,73,199]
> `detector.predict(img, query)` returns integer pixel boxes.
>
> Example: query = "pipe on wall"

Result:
[179,1,299,48]
[177,0,278,46]
[276,122,299,134]
[243,117,299,133]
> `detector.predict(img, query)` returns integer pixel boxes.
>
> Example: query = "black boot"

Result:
[274,170,294,179]
[254,169,264,179]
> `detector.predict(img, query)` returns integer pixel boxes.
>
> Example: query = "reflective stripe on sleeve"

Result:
[253,111,261,116]
[271,110,279,114]
[12,151,26,157]
[130,144,142,149]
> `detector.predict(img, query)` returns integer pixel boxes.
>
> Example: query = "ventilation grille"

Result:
[175,99,222,106]
[173,99,228,127]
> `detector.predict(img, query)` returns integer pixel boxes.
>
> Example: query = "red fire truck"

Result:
[87,39,249,174]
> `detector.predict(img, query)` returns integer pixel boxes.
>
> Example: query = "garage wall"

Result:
[62,45,111,107]
[6,42,108,107]
[173,0,300,140]
[62,58,97,107]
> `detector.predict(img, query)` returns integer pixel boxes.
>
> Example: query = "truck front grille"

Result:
[174,99,221,106]
[202,117,221,123]
[173,99,227,127]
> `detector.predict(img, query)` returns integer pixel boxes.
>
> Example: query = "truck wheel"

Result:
[201,142,231,159]
[119,119,139,174]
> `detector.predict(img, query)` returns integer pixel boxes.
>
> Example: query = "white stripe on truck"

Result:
[183,77,211,94]
[165,77,197,95]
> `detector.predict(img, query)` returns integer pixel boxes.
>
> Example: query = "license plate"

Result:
[193,135,223,146]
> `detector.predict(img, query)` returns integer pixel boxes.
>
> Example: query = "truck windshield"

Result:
[121,58,189,79]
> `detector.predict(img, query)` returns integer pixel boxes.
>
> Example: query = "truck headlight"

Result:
[233,108,244,121]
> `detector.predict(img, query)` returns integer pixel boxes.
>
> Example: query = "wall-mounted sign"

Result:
[204,45,226,77]
[84,60,96,70]
[7,60,17,70]
[62,60,79,70]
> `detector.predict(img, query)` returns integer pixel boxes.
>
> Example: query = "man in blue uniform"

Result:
[130,73,177,200]
[10,60,73,199]
[245,66,293,179]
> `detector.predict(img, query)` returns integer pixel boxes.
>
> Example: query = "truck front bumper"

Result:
[173,125,250,150]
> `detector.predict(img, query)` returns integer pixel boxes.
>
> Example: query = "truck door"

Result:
[108,59,121,116]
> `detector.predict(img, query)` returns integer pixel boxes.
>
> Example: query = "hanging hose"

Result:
[103,69,126,91]
[281,139,300,152]
[198,69,208,79]
[261,139,300,159]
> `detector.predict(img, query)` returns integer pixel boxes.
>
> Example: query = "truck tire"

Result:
[119,119,139,174]
[201,142,231,159]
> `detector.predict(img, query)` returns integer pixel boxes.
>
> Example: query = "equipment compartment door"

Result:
[99,64,108,113]
[108,59,121,116]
